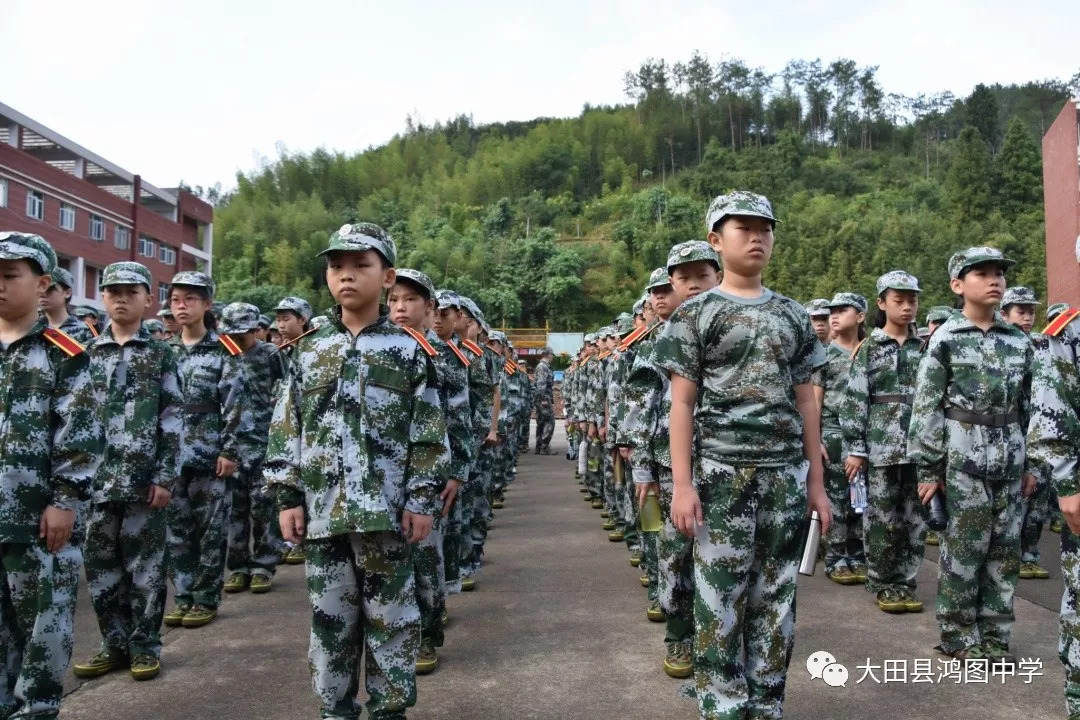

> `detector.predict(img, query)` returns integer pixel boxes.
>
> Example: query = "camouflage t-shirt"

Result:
[652,287,826,467]
[1027,321,1080,497]
[239,340,288,468]
[812,341,856,435]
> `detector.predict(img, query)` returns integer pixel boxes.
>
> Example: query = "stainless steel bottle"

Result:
[799,511,822,576]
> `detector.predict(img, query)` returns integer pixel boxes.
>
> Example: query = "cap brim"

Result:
[709,210,780,230]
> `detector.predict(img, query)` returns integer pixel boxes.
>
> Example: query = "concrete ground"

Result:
[60,424,1067,719]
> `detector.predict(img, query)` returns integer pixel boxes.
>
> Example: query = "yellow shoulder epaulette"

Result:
[219,334,243,356]
[82,318,99,338]
[1043,308,1080,338]
[43,327,86,358]
[279,324,321,350]
[401,325,437,357]
[850,339,866,362]
[596,350,612,360]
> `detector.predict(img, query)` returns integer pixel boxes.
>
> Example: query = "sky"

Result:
[2,0,1077,191]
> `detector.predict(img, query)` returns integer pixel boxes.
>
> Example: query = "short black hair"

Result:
[392,276,432,302]
[711,215,776,234]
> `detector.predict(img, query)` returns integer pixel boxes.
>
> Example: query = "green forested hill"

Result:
[202,54,1079,329]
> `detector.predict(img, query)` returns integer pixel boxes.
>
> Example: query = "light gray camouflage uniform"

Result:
[47,268,96,346]
[0,232,104,719]
[264,224,448,720]
[533,352,555,452]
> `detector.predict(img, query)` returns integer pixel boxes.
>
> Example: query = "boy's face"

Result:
[326,250,394,314]
[950,263,1005,308]
[876,290,919,327]
[649,284,680,319]
[170,288,210,327]
[255,327,269,342]
[387,281,431,331]
[0,259,50,321]
[669,261,719,301]
[104,284,151,324]
[643,302,656,324]
[40,284,71,313]
[1003,304,1035,333]
[434,307,460,339]
[811,317,830,341]
[163,316,179,334]
[633,313,645,330]
[275,310,306,341]
[489,340,504,356]
[708,215,774,276]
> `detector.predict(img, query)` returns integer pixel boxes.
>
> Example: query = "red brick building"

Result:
[1043,98,1080,305]
[0,102,213,316]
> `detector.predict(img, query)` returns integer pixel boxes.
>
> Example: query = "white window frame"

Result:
[95,268,104,300]
[159,244,176,265]
[137,235,155,258]
[89,214,105,242]
[114,226,131,250]
[59,202,76,231]
[26,190,44,220]
[158,282,168,305]
[0,179,8,208]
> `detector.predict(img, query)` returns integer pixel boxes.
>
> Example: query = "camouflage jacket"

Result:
[1027,320,1080,497]
[462,340,496,438]
[239,340,288,469]
[431,331,474,484]
[0,319,104,543]
[607,348,631,443]
[907,312,1032,483]
[55,312,96,346]
[839,329,924,465]
[88,324,183,501]
[584,353,611,428]
[652,287,826,468]
[519,370,534,422]
[534,359,554,410]
[812,342,855,436]
[497,360,521,434]
[616,326,661,449]
[264,310,449,538]
[626,328,674,478]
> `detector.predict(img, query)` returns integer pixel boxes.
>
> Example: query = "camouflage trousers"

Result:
[535,408,555,451]
[492,426,516,497]
[84,501,167,659]
[585,439,603,499]
[443,484,464,595]
[0,542,81,720]
[167,467,231,608]
[617,457,640,552]
[414,515,446,649]
[566,426,579,462]
[936,468,1022,653]
[657,468,694,648]
[822,432,864,574]
[305,531,419,720]
[517,413,530,448]
[464,441,495,576]
[602,445,619,516]
[1020,473,1052,563]
[693,460,806,720]
[227,462,284,578]
[1060,526,1080,716]
[864,464,924,595]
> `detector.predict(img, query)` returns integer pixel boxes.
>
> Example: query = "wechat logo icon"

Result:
[807,650,849,688]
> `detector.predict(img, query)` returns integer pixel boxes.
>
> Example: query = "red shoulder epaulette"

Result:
[279,324,321,350]
[401,325,437,357]
[1043,308,1080,338]
[850,339,866,362]
[503,360,515,375]
[618,324,650,351]
[461,338,484,357]
[82,318,99,338]
[446,340,471,367]
[43,327,86,358]
[219,334,243,356]
[596,350,612,360]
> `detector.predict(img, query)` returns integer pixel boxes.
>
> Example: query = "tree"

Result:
[994,117,1042,221]
[966,83,1000,153]
[945,126,993,222]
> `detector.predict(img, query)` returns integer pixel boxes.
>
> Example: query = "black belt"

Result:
[185,404,217,414]
[943,407,1019,428]
[871,394,912,405]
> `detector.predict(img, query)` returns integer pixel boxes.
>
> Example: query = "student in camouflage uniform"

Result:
[164,271,254,629]
[40,267,95,345]
[517,350,533,453]
[74,305,103,339]
[655,193,830,720]
[144,318,166,340]
[813,292,867,586]
[806,298,832,346]
[1045,302,1071,536]
[840,272,926,613]
[533,348,556,454]
[73,261,181,682]
[908,247,1033,666]
[489,332,517,509]
[0,232,104,719]
[265,223,448,720]
[606,314,640,552]
[157,307,178,339]
[255,313,272,343]
[221,302,287,595]
[999,286,1053,580]
[1025,302,1080,719]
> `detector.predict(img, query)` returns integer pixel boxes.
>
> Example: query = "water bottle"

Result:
[639,489,663,533]
[850,470,867,514]
[927,489,948,532]
[798,511,822,576]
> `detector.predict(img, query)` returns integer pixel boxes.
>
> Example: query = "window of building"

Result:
[158,282,168,305]
[89,214,105,241]
[0,179,8,208]
[159,244,176,265]
[59,203,76,231]
[94,268,104,300]
[138,235,155,258]
[115,226,131,250]
[26,190,44,220]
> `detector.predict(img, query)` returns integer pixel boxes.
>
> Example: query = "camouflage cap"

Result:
[489,330,507,344]
[666,240,720,273]
[144,318,165,333]
[74,305,99,319]
[1000,286,1039,308]
[273,296,313,321]
[826,292,868,313]
[645,267,671,292]
[49,267,75,289]
[615,311,632,324]
[257,314,272,329]
[1047,302,1070,322]
[948,246,1015,279]
[459,296,484,322]
[541,346,553,355]
[632,297,645,315]
[310,315,330,329]
[917,326,930,338]
[220,302,260,334]
[0,231,56,274]
[926,306,954,324]
[435,289,462,310]
[616,314,635,335]
[170,271,215,297]
[584,333,596,344]
[211,301,226,318]
[705,190,780,232]
[101,261,151,289]
[394,268,435,299]
[876,270,921,296]
[804,298,831,317]
[318,222,397,266]
[156,307,174,319]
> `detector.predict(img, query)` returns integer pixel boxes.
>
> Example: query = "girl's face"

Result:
[669,261,720,301]
[951,263,1006,308]
[811,316,830,341]
[170,286,210,328]
[40,283,70,313]
[829,306,864,335]
[876,290,919,327]
[1003,304,1035,333]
